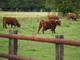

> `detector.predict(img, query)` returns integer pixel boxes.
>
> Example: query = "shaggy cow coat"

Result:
[67,13,77,21]
[37,19,61,34]
[48,14,59,20]
[3,17,20,28]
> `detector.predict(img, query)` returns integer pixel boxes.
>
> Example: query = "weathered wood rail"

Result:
[0,33,80,46]
[0,52,38,60]
[0,30,80,60]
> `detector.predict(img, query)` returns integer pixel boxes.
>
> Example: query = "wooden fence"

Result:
[0,30,80,60]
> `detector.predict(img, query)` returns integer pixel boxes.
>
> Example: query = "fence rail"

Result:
[0,53,38,60]
[0,33,80,47]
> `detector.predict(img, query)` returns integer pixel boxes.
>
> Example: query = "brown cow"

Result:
[3,17,20,28]
[37,19,61,34]
[67,13,77,21]
[48,14,59,20]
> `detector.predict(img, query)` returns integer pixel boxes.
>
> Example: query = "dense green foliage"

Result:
[0,0,80,14]
[0,0,46,11]
[54,0,80,15]
[0,12,80,60]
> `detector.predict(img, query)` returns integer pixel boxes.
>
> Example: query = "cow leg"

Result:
[3,24,5,28]
[11,25,13,28]
[75,18,77,21]
[5,25,7,28]
[51,29,56,34]
[37,25,42,34]
[3,21,5,28]
[72,18,74,21]
[14,22,17,27]
[4,25,7,28]
[51,29,54,34]
[42,27,45,34]
[3,23,7,28]
[53,29,56,34]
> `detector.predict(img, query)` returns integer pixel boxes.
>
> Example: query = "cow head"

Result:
[55,20,61,26]
[17,23,21,27]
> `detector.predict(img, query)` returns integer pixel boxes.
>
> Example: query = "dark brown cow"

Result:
[3,17,20,28]
[48,14,59,20]
[37,19,61,34]
[67,13,77,21]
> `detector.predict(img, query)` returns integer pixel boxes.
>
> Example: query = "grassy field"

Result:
[0,11,80,60]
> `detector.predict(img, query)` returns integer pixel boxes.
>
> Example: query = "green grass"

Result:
[0,11,80,60]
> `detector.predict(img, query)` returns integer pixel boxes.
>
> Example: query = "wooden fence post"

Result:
[9,30,18,60]
[55,35,64,60]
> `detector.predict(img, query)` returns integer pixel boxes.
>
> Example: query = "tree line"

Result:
[0,0,80,15]
[0,0,48,12]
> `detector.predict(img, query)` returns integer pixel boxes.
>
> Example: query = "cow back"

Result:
[48,14,59,20]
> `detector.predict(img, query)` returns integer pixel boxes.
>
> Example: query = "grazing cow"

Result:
[3,17,20,28]
[48,14,59,20]
[67,13,77,21]
[37,19,61,34]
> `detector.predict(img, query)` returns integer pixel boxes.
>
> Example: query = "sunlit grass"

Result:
[0,11,80,60]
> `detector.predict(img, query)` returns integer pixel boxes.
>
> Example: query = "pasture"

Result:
[0,11,80,60]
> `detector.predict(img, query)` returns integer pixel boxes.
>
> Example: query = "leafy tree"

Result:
[7,0,45,11]
[54,0,80,16]
[0,0,46,11]
[0,0,9,11]
[44,0,55,11]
